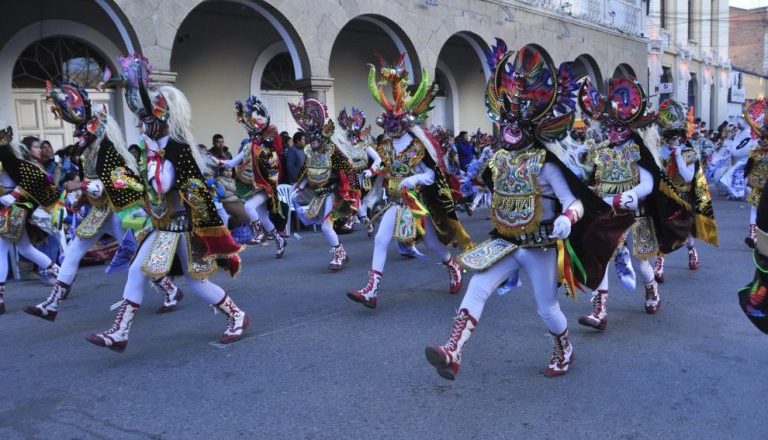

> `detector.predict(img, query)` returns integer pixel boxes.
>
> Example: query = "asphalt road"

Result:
[0,195,765,440]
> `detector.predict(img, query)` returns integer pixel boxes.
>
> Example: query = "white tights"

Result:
[122,230,225,306]
[58,212,124,285]
[750,206,757,224]
[0,232,53,282]
[318,196,339,247]
[599,232,654,291]
[244,191,275,233]
[460,248,567,335]
[371,204,451,272]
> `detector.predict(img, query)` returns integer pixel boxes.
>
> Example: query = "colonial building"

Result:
[728,6,768,121]
[645,0,730,127]
[2,0,648,149]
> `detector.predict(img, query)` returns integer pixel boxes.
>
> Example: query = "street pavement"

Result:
[0,195,765,440]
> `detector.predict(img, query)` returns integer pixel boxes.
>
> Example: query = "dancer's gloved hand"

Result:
[603,190,638,211]
[550,215,572,239]
[85,179,104,198]
[399,176,416,190]
[363,169,373,179]
[0,194,16,206]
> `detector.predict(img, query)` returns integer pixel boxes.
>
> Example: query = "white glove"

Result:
[85,179,104,198]
[363,169,373,179]
[0,194,16,206]
[399,176,416,190]
[550,215,572,239]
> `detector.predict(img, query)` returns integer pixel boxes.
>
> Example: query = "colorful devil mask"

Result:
[577,76,654,146]
[745,98,768,142]
[118,54,169,139]
[657,99,694,141]
[45,80,107,148]
[289,98,334,150]
[337,107,371,144]
[368,53,437,138]
[484,39,577,151]
[235,96,270,139]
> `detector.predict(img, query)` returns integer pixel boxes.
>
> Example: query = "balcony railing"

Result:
[493,0,644,37]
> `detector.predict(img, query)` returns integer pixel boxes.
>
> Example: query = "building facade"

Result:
[728,6,768,121]
[2,0,648,149]
[645,0,730,127]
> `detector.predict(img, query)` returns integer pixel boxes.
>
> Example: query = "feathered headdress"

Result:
[656,99,690,137]
[118,54,169,123]
[337,107,371,139]
[235,96,270,136]
[368,53,437,122]
[45,80,107,138]
[744,98,768,138]
[289,98,334,138]
[470,129,496,148]
[578,76,655,128]
[484,39,577,142]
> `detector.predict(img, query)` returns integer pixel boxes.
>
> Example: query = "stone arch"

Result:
[94,0,142,54]
[0,20,132,138]
[329,13,423,130]
[613,63,637,79]
[573,54,603,86]
[434,31,492,132]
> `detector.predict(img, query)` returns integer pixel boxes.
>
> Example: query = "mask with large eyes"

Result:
[605,120,631,146]
[376,113,413,138]
[499,120,534,151]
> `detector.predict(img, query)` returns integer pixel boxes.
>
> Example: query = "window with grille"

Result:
[12,37,108,88]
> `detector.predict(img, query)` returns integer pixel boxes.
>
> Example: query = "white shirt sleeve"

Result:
[409,162,435,186]
[219,150,244,168]
[541,163,576,209]
[632,166,654,200]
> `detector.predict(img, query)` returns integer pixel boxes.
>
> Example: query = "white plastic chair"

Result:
[277,183,317,233]
[276,184,294,235]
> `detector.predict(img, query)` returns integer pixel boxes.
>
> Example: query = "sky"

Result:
[731,0,768,8]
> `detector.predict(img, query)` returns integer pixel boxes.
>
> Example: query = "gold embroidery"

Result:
[489,149,545,236]
[591,143,641,196]
[75,205,111,239]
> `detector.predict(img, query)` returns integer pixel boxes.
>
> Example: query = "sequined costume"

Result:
[424,41,631,380]
[743,99,768,248]
[85,54,247,352]
[577,77,691,331]
[217,96,286,257]
[652,100,718,281]
[23,82,183,320]
[0,126,60,315]
[347,53,472,309]
[291,99,358,271]
[335,107,381,233]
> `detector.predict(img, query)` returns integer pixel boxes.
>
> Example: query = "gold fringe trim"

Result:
[659,180,692,211]
[195,225,231,237]
[596,181,636,197]
[695,214,719,247]
[491,196,543,236]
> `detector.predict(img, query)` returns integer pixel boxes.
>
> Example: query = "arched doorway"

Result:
[171,0,309,148]
[11,36,116,150]
[613,63,637,79]
[573,54,604,87]
[0,1,139,144]
[329,15,421,136]
[434,32,491,133]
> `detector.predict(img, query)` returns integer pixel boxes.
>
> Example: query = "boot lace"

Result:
[591,293,602,316]
[444,312,468,352]
[551,335,565,363]
[654,257,663,273]
[105,301,127,334]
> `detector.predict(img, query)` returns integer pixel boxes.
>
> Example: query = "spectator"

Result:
[455,131,474,172]
[285,131,307,184]
[218,167,249,229]
[209,134,232,160]
[21,136,40,162]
